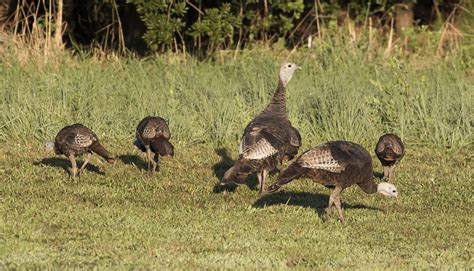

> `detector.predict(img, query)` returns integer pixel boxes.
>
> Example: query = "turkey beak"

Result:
[297,65,301,70]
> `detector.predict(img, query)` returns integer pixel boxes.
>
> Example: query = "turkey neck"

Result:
[261,80,287,118]
[357,177,378,194]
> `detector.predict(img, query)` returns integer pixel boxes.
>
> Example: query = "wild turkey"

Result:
[375,133,405,182]
[134,116,174,175]
[266,141,398,222]
[220,63,301,194]
[45,124,116,177]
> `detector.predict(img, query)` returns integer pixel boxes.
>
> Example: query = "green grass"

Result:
[0,48,473,268]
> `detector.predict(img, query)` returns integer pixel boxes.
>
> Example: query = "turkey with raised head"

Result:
[45,124,116,177]
[134,116,174,175]
[220,63,301,194]
[266,141,398,223]
[375,133,404,182]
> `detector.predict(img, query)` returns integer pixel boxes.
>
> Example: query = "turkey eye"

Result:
[288,64,292,68]
[393,190,397,193]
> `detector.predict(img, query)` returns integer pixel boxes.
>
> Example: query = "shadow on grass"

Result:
[212,148,234,180]
[34,157,105,175]
[374,171,384,179]
[253,191,383,220]
[118,154,147,171]
[212,148,258,193]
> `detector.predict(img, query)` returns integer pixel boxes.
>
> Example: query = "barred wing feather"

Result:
[239,128,282,160]
[298,144,345,173]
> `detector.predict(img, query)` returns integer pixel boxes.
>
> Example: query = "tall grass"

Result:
[0,46,472,154]
[0,35,473,269]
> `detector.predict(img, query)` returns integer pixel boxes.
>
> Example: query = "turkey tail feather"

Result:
[90,142,115,163]
[153,140,174,157]
[383,148,398,160]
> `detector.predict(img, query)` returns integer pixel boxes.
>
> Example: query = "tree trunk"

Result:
[395,3,414,35]
[395,3,414,50]
[54,0,63,48]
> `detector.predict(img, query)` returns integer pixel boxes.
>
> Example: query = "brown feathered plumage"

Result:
[135,116,174,175]
[48,123,115,176]
[267,141,398,222]
[220,63,301,194]
[375,133,404,181]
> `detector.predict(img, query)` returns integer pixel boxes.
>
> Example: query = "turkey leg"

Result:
[145,145,152,175]
[388,165,395,182]
[151,154,159,174]
[79,153,92,176]
[68,154,78,177]
[257,169,268,194]
[383,166,390,180]
[332,186,345,223]
[326,186,344,222]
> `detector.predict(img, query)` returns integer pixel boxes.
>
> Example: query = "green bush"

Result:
[124,0,470,54]
[127,0,308,53]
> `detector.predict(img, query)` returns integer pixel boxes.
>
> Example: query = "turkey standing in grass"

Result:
[266,141,398,222]
[220,63,301,194]
[375,133,404,182]
[45,124,116,177]
[134,116,174,175]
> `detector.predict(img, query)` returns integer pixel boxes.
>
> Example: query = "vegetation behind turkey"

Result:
[0,46,472,268]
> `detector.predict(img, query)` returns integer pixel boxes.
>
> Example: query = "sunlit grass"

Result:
[0,48,473,268]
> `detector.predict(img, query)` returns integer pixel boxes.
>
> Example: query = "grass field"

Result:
[1,48,473,268]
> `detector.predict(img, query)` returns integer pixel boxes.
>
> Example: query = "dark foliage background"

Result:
[0,0,469,55]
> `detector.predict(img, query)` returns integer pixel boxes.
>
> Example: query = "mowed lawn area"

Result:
[1,50,473,268]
